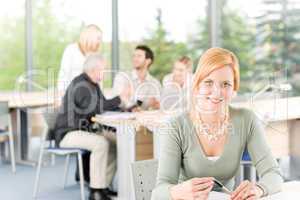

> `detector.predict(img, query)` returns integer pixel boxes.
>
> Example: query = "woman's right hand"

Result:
[170,177,214,200]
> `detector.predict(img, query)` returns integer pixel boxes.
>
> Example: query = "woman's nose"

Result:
[211,84,221,97]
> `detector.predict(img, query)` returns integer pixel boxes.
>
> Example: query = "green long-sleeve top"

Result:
[151,106,283,199]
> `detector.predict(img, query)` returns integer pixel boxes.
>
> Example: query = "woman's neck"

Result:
[199,107,228,124]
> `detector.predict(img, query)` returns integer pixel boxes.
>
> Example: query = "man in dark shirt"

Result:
[54,53,129,200]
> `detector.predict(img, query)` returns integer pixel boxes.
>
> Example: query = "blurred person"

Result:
[54,53,130,200]
[56,24,103,189]
[151,47,283,200]
[113,45,161,111]
[161,56,193,110]
[57,24,103,97]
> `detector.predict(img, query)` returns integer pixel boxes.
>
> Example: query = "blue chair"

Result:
[0,101,16,173]
[33,107,87,200]
[240,148,256,182]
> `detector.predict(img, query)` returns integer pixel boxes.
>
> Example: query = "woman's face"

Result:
[195,66,235,114]
[84,28,102,53]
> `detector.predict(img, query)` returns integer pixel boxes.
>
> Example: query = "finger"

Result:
[231,181,250,198]
[234,184,253,200]
[192,177,214,185]
[243,187,257,200]
[194,184,214,198]
[192,181,214,192]
[234,188,248,200]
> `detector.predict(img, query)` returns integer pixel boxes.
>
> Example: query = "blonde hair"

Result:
[190,47,240,120]
[79,24,103,55]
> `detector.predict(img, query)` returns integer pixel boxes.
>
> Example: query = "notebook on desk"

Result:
[208,181,300,200]
[97,112,136,120]
[208,191,230,199]
[208,191,297,200]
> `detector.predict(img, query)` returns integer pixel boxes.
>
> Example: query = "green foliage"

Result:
[256,0,300,74]
[32,0,81,88]
[0,0,81,91]
[0,14,25,90]
[190,0,256,93]
[143,9,190,81]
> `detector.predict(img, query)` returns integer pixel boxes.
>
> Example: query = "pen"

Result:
[213,179,232,194]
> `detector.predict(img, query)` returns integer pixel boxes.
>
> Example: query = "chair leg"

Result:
[51,154,56,166]
[250,165,256,182]
[8,133,16,173]
[63,154,70,188]
[78,152,85,200]
[33,147,45,198]
[240,164,244,182]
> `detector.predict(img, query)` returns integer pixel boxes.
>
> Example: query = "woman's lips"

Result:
[206,97,224,104]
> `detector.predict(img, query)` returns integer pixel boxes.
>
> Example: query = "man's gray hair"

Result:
[83,53,104,72]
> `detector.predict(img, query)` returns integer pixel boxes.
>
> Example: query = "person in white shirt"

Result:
[161,56,193,111]
[113,45,161,110]
[57,24,103,97]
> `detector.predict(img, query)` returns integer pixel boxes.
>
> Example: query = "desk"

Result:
[261,181,300,199]
[94,96,300,200]
[0,91,54,166]
[209,181,300,199]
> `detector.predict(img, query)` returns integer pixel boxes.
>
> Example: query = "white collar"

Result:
[131,70,152,81]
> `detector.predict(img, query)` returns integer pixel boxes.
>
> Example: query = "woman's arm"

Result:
[151,119,182,200]
[57,45,72,94]
[246,110,284,196]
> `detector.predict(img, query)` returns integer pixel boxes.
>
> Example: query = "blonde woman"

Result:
[57,24,103,95]
[151,47,283,200]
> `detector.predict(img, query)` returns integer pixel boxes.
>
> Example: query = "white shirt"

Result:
[160,73,193,110]
[57,43,86,94]
[113,70,161,110]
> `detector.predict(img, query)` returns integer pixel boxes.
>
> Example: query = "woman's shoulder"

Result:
[63,43,81,54]
[229,106,257,121]
[163,111,192,136]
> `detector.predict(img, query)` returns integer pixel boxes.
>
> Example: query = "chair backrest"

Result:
[131,159,158,200]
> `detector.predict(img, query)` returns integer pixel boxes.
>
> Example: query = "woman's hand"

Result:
[170,177,214,200]
[230,180,264,200]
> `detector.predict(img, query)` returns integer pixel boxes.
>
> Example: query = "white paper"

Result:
[208,191,230,200]
[208,190,300,200]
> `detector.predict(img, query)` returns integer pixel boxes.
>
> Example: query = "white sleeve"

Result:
[57,45,72,94]
[112,72,129,96]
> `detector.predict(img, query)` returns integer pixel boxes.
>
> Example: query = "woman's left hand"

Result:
[230,180,264,200]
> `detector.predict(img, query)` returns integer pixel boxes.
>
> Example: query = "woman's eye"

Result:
[204,81,213,86]
[222,82,232,88]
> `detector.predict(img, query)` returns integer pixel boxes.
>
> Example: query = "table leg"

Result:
[15,108,36,166]
[116,124,136,200]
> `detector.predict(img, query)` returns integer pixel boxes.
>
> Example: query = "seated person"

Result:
[161,56,193,111]
[113,45,161,111]
[151,48,283,200]
[54,53,129,200]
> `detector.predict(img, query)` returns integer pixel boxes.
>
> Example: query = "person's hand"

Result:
[170,177,214,200]
[148,97,160,109]
[230,180,264,200]
[131,107,142,112]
